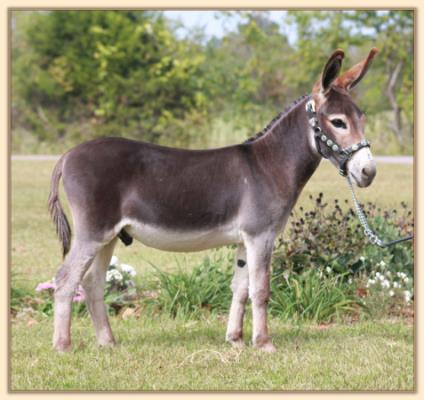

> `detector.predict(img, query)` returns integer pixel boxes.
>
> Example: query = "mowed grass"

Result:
[11,315,413,391]
[10,158,414,391]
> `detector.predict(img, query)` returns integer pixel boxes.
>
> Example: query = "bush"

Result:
[273,194,413,279]
[142,248,365,323]
[11,197,413,323]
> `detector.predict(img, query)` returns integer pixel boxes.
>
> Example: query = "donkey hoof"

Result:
[98,338,116,348]
[53,340,71,353]
[254,341,277,353]
[227,338,245,349]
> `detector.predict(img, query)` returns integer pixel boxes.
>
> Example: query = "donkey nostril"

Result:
[362,166,376,180]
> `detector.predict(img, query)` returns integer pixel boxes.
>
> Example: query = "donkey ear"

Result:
[335,48,379,90]
[319,49,345,93]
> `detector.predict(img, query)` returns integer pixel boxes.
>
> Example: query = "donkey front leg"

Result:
[244,233,276,353]
[53,240,100,352]
[226,244,248,347]
[81,238,118,347]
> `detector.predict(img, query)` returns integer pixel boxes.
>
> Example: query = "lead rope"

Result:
[346,175,413,248]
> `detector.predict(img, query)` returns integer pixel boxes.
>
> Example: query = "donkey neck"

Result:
[245,95,321,199]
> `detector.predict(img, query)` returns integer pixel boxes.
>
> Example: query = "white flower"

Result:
[379,261,386,267]
[382,280,390,289]
[121,263,136,277]
[326,266,332,274]
[389,290,395,297]
[106,269,123,282]
[368,279,376,286]
[348,278,352,284]
[404,277,409,283]
[110,255,119,266]
[385,271,391,277]
[393,282,400,289]
[360,256,365,262]
[403,290,412,303]
[376,272,381,277]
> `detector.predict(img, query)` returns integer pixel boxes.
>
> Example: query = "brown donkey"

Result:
[49,48,378,352]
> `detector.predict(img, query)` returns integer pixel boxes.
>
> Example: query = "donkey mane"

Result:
[243,94,310,144]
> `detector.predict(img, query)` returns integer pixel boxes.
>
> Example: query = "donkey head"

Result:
[311,48,379,187]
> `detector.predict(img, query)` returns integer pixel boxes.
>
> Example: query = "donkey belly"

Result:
[122,219,241,252]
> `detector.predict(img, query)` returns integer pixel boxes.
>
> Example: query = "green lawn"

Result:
[11,315,413,391]
[10,159,414,391]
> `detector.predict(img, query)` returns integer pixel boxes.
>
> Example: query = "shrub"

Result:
[273,194,413,279]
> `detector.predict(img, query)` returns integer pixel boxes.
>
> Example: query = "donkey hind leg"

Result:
[244,234,276,353]
[81,238,118,347]
[53,239,101,352]
[226,245,249,348]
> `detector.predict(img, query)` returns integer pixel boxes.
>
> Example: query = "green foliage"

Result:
[10,272,33,315]
[270,268,364,322]
[12,10,413,153]
[12,196,412,323]
[12,11,207,147]
[274,193,414,278]
[141,250,365,323]
[286,10,414,147]
[143,253,233,319]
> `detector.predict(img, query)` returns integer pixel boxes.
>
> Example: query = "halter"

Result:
[305,99,370,176]
[305,98,413,248]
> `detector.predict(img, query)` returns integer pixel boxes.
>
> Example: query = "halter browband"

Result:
[305,99,370,176]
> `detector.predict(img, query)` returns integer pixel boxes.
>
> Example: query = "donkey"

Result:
[49,48,378,353]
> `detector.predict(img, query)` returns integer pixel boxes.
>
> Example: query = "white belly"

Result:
[118,219,241,252]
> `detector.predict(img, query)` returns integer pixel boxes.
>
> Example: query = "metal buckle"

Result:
[305,99,316,113]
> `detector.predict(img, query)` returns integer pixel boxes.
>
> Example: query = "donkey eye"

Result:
[331,119,347,129]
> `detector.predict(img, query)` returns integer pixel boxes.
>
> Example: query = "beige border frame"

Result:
[1,1,420,398]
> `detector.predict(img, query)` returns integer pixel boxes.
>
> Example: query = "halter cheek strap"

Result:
[305,99,370,176]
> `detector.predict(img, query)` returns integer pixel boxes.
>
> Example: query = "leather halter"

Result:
[305,99,370,176]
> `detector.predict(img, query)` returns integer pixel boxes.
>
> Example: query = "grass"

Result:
[10,158,414,391]
[10,314,413,391]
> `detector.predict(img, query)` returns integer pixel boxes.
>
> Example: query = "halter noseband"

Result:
[305,99,370,176]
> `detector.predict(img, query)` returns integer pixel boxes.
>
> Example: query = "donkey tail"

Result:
[48,156,71,258]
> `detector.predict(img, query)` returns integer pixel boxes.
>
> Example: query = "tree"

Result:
[285,10,414,147]
[351,11,413,146]
[12,11,206,146]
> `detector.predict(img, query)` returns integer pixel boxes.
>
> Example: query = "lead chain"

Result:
[346,175,413,248]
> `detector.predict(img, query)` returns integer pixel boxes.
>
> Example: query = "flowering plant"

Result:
[104,256,138,314]
[366,260,413,304]
[34,255,138,316]
[36,279,86,303]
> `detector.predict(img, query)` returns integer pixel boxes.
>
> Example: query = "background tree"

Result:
[12,11,206,146]
[11,10,414,154]
[285,10,414,149]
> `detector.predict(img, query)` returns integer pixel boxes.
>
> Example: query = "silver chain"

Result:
[346,175,384,246]
[346,175,413,248]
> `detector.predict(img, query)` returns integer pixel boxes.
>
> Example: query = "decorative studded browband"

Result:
[305,99,370,176]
